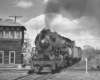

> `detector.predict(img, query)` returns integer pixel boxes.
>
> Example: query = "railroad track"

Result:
[12,61,83,80]
[12,73,59,80]
[33,73,58,80]
[12,73,34,80]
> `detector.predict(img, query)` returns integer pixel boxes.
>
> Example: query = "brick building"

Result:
[0,19,26,66]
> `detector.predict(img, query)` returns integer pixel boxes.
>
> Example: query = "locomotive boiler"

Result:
[30,28,82,73]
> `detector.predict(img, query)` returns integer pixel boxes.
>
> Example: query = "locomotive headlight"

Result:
[41,39,45,43]
[39,36,50,48]
[41,38,49,44]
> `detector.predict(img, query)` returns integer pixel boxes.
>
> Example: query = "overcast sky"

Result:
[0,0,100,49]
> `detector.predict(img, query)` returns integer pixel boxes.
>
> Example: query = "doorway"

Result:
[9,51,15,64]
[0,51,4,64]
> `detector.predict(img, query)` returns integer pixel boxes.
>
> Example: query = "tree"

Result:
[82,45,100,61]
[83,45,94,50]
[21,37,33,67]
[83,45,94,61]
[23,39,32,52]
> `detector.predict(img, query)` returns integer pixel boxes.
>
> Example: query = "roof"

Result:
[0,19,26,30]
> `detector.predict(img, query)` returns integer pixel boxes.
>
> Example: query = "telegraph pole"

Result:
[89,51,90,61]
[9,16,22,22]
[85,58,88,73]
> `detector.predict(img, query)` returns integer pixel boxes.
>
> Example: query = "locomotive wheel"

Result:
[51,64,60,74]
[51,64,56,74]
[64,61,67,68]
[28,69,34,74]
[73,58,77,64]
[78,58,81,61]
[51,67,56,74]
[51,69,56,74]
[68,59,73,66]
[69,59,73,65]
[28,64,34,74]
[63,58,68,68]
[64,57,69,67]
[34,66,41,73]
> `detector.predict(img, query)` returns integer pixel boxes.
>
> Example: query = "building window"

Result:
[5,30,9,38]
[10,31,14,38]
[16,31,20,39]
[9,51,15,64]
[5,28,9,38]
[10,28,15,38]
[0,31,3,38]
[0,27,4,38]
[15,28,22,39]
[0,27,22,39]
[0,51,4,64]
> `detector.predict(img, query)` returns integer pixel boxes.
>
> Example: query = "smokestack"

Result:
[45,13,58,29]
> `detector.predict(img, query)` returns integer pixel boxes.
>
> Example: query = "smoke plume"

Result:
[44,0,100,40]
[44,0,60,29]
[45,13,58,29]
[45,0,100,19]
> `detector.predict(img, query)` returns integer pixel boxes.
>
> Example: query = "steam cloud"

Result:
[24,0,100,48]
[44,0,100,37]
[45,0,100,20]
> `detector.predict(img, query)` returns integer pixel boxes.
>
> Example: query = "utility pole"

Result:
[9,16,22,22]
[88,51,90,61]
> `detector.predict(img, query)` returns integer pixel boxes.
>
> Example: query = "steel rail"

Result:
[12,73,50,80]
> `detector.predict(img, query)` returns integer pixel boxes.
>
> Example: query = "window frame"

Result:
[16,31,21,39]
[0,51,4,64]
[9,51,15,64]
[4,30,10,38]
[0,30,4,38]
[0,27,22,39]
[10,30,15,38]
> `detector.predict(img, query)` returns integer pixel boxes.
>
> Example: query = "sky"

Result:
[0,0,100,49]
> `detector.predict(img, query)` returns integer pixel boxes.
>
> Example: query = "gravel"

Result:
[53,70,100,80]
[0,72,27,80]
[0,61,100,80]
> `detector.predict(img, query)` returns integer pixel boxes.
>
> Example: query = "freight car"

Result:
[72,47,82,63]
[77,47,82,61]
[30,28,82,73]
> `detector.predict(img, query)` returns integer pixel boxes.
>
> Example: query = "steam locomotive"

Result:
[30,28,82,73]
